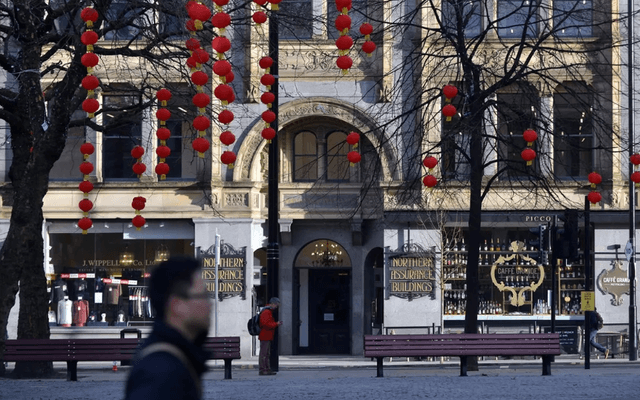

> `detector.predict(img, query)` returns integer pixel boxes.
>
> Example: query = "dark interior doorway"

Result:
[307,269,351,354]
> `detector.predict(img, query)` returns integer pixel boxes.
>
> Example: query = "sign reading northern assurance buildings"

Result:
[201,242,246,301]
[388,244,436,301]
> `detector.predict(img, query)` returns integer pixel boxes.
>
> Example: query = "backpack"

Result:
[247,309,264,336]
[596,311,604,330]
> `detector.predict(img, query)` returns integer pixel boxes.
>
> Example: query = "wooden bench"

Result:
[364,333,561,377]
[4,336,241,381]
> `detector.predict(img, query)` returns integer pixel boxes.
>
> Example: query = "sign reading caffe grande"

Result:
[388,244,436,301]
[200,242,246,301]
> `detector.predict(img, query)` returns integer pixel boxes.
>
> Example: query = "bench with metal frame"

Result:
[364,333,561,377]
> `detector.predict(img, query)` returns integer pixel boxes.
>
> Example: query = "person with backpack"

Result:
[259,297,282,375]
[125,256,212,400]
[589,307,609,359]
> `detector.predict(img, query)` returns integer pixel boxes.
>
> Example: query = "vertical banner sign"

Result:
[387,243,436,301]
[201,242,246,301]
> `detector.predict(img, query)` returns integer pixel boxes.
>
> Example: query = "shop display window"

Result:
[48,233,191,327]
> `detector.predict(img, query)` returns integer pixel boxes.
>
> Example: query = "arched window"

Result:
[294,131,318,181]
[326,131,349,181]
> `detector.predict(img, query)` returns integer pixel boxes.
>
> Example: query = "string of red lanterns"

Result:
[259,56,277,144]
[630,153,640,187]
[131,196,146,231]
[422,156,439,189]
[520,129,537,166]
[77,6,100,235]
[335,0,353,74]
[587,171,603,205]
[346,131,361,166]
[359,23,376,57]
[155,89,172,180]
[442,85,457,122]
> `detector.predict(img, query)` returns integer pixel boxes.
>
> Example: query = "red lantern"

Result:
[632,171,640,187]
[259,57,274,69]
[361,41,376,56]
[262,110,276,124]
[191,71,209,86]
[79,161,94,176]
[631,153,640,166]
[212,36,231,54]
[270,0,283,10]
[131,145,144,159]
[79,199,93,215]
[442,104,456,122]
[261,127,276,141]
[156,145,171,160]
[80,142,95,157]
[253,12,267,25]
[81,53,99,68]
[188,2,211,30]
[157,128,171,141]
[346,132,360,146]
[588,191,602,205]
[214,84,234,102]
[82,75,99,91]
[261,92,275,106]
[588,171,602,188]
[186,19,197,32]
[220,130,236,146]
[193,116,211,131]
[82,98,99,117]
[521,148,536,166]
[79,180,94,193]
[192,137,211,157]
[192,48,210,65]
[254,0,268,5]
[81,31,99,46]
[423,156,438,170]
[132,196,146,211]
[224,71,235,84]
[335,15,352,33]
[132,215,146,231]
[359,22,373,36]
[78,217,93,234]
[213,60,232,76]
[423,175,438,188]
[219,109,234,125]
[211,12,231,30]
[156,108,171,121]
[155,162,170,179]
[192,93,211,108]
[336,36,353,52]
[186,38,201,51]
[214,0,230,6]
[336,55,352,71]
[186,56,198,70]
[522,129,537,144]
[336,0,353,12]
[80,8,98,26]
[221,151,236,167]
[261,74,275,87]
[132,162,146,176]
[442,85,458,101]
[347,151,361,165]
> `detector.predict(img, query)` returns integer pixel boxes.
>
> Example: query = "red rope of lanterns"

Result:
[521,129,538,166]
[155,89,172,179]
[587,171,603,205]
[422,156,438,189]
[630,153,640,187]
[335,0,353,74]
[359,22,376,57]
[442,85,457,122]
[346,131,361,166]
[131,196,146,231]
[77,6,100,235]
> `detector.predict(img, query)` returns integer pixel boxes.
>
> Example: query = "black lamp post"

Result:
[266,8,280,372]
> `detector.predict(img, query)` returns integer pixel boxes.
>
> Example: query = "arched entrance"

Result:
[294,239,351,354]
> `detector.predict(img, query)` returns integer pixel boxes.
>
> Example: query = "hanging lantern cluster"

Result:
[587,171,603,205]
[259,56,277,145]
[335,0,353,74]
[422,156,438,189]
[131,196,146,231]
[520,129,537,166]
[359,23,376,57]
[155,89,172,179]
[346,131,361,166]
[252,0,268,27]
[630,153,640,188]
[77,7,100,235]
[441,85,457,122]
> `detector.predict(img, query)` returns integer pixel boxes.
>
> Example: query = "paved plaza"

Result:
[2,356,640,400]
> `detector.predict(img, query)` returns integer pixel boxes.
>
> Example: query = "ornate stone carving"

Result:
[226,193,249,207]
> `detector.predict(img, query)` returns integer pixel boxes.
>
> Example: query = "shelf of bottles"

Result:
[442,236,554,316]
[558,259,585,315]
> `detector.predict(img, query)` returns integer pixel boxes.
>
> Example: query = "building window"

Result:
[103,91,142,180]
[441,89,471,180]
[279,0,313,39]
[497,88,539,178]
[294,131,318,181]
[104,1,143,41]
[553,0,592,38]
[328,0,368,40]
[162,86,202,180]
[159,0,187,37]
[497,0,538,38]
[553,83,593,178]
[442,0,482,37]
[50,110,86,181]
[326,131,349,181]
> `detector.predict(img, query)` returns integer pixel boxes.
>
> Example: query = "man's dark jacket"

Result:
[124,322,209,400]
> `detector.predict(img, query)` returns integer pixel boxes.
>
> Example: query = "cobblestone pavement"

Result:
[2,359,640,400]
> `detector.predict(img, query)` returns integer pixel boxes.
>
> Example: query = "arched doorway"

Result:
[294,239,351,354]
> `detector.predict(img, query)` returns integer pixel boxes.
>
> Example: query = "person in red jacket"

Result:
[258,297,282,375]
